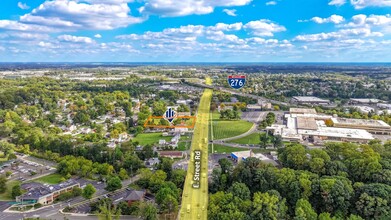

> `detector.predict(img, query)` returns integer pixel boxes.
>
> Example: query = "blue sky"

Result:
[0,0,391,62]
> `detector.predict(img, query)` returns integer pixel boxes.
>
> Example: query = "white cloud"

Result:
[58,35,94,43]
[94,34,102,38]
[266,1,277,6]
[350,0,391,9]
[139,0,252,17]
[294,28,382,42]
[222,9,237,16]
[328,0,346,6]
[311,15,345,24]
[19,0,144,31]
[243,19,286,36]
[18,2,30,10]
[345,14,391,27]
[209,22,243,31]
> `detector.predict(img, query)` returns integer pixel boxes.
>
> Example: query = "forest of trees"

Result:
[209,141,391,220]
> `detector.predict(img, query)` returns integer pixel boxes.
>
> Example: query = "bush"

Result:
[33,203,42,209]
[72,187,82,197]
[57,192,73,201]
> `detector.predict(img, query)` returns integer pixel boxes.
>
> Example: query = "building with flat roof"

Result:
[290,108,317,114]
[158,151,184,158]
[246,104,263,111]
[331,118,391,135]
[267,114,375,145]
[16,180,80,205]
[291,96,330,105]
[349,98,383,105]
[230,150,277,165]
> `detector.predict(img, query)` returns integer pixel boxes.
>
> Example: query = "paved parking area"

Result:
[241,111,266,123]
[1,158,55,182]
[71,188,154,214]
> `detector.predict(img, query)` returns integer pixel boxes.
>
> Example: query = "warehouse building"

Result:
[331,118,391,135]
[291,96,330,105]
[267,109,376,145]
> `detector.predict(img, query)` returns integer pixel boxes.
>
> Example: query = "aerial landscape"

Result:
[1,1,391,220]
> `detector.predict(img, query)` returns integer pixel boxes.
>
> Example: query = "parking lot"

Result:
[1,157,56,182]
[241,111,266,123]
[71,188,154,214]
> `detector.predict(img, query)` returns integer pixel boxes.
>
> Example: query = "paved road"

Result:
[189,82,290,106]
[179,77,212,220]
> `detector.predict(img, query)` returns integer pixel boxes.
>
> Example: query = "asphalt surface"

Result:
[179,78,212,220]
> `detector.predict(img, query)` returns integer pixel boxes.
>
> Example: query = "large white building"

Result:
[267,108,376,145]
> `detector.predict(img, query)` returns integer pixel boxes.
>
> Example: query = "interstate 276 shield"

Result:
[228,75,246,89]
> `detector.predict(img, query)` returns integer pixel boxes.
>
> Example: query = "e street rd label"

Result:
[192,150,201,189]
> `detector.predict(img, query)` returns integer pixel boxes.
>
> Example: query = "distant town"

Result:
[0,64,390,220]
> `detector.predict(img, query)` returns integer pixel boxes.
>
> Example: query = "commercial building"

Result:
[291,96,330,105]
[349,98,383,105]
[16,180,80,205]
[290,108,317,115]
[267,108,376,145]
[230,150,277,165]
[158,151,184,158]
[331,118,391,135]
[246,104,263,111]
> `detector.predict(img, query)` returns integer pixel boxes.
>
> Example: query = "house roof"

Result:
[125,190,146,201]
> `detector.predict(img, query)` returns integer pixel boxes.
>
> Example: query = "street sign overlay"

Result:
[228,75,246,89]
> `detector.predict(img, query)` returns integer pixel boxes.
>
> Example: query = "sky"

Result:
[0,0,391,62]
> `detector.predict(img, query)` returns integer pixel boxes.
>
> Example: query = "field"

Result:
[229,133,261,145]
[132,133,173,145]
[210,115,253,140]
[35,173,64,184]
[0,180,21,200]
[209,144,248,153]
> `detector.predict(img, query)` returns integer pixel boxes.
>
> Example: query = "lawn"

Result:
[177,142,190,151]
[35,173,64,184]
[209,144,249,154]
[0,180,21,201]
[210,119,253,140]
[229,133,261,145]
[132,133,172,146]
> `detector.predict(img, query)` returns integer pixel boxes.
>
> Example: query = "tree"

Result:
[138,202,158,220]
[98,200,121,220]
[272,135,283,148]
[82,184,97,199]
[294,199,317,220]
[218,158,233,175]
[105,176,122,191]
[170,169,186,188]
[228,182,250,200]
[278,144,307,170]
[0,176,7,193]
[259,132,269,148]
[355,192,390,219]
[11,184,22,199]
[251,192,288,220]
[118,168,129,180]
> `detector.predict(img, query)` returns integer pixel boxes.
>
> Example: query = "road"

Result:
[189,82,290,106]
[179,77,212,220]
